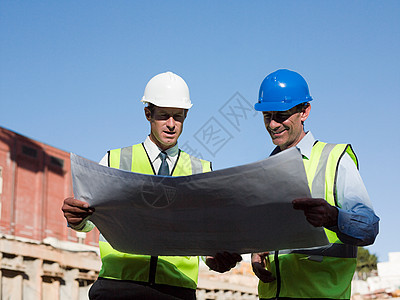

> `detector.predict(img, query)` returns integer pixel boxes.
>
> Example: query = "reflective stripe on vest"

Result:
[98,143,211,289]
[259,142,358,299]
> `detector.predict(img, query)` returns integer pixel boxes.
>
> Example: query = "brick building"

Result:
[0,126,100,299]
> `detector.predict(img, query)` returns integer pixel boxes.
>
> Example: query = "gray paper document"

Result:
[71,147,328,256]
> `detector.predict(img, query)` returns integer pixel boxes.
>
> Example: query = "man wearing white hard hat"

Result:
[62,71,241,299]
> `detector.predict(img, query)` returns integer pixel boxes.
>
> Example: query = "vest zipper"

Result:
[275,251,281,298]
[149,256,158,285]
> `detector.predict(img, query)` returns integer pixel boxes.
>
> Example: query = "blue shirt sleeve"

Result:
[332,153,380,246]
[335,205,379,246]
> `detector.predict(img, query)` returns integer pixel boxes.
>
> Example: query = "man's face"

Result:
[145,106,187,150]
[262,104,311,150]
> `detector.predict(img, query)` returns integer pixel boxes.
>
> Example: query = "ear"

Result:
[144,107,152,121]
[300,103,311,122]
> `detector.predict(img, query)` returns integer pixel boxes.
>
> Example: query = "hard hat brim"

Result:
[254,99,312,112]
[141,99,193,109]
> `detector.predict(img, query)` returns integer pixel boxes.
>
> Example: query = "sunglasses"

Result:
[262,105,304,123]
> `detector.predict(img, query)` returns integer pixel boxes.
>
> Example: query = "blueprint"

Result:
[71,147,328,256]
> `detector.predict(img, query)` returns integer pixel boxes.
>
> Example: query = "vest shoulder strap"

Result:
[109,144,154,174]
[309,141,357,206]
[172,150,212,176]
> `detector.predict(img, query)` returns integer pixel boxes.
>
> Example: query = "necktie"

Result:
[157,151,169,176]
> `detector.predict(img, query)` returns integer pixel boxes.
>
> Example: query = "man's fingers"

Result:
[252,262,276,283]
[206,256,228,273]
[62,197,94,214]
[205,256,216,270]
[251,253,276,283]
[292,198,325,209]
[62,205,94,216]
[62,197,94,227]
[230,252,243,262]
[64,210,93,219]
[214,253,234,270]
[71,198,90,208]
[221,252,242,265]
[206,252,242,273]
[63,197,90,208]
[251,252,268,265]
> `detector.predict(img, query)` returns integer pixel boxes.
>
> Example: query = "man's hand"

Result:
[251,252,275,283]
[292,198,338,228]
[61,197,94,227]
[205,252,242,273]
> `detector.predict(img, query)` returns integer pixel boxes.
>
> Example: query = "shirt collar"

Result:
[270,131,316,159]
[296,131,315,159]
[143,136,179,163]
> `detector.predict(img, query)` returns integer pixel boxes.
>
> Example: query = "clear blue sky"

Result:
[1,1,399,262]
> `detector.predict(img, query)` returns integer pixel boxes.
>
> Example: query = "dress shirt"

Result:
[272,131,379,246]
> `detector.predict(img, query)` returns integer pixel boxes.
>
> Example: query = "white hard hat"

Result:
[141,71,193,109]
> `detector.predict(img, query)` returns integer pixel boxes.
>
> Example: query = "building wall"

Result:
[0,127,101,299]
[0,127,98,246]
[0,236,100,300]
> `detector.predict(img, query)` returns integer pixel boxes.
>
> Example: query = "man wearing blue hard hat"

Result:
[251,69,379,299]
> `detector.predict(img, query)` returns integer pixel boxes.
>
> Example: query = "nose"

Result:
[166,117,175,130]
[268,118,281,130]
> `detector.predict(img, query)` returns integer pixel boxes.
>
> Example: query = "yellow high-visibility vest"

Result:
[259,142,358,299]
[98,143,211,289]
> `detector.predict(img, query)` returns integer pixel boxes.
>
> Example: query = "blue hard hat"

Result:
[254,69,313,112]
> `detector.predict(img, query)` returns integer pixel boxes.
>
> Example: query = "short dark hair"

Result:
[294,102,309,111]
[146,103,156,116]
[297,102,310,126]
